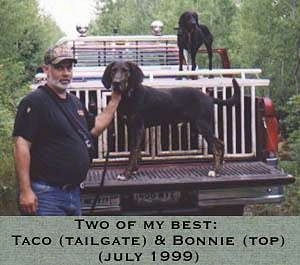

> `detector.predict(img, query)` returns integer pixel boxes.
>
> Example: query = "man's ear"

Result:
[42,65,50,75]
[102,62,115,89]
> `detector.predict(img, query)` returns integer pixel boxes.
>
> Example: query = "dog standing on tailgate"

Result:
[102,61,240,180]
[177,11,213,71]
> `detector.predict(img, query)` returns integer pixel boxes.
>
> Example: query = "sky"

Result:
[38,0,96,37]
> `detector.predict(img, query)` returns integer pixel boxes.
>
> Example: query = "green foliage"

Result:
[281,95,300,138]
[90,0,237,47]
[0,0,63,79]
[230,0,300,105]
[288,130,300,172]
[0,0,63,215]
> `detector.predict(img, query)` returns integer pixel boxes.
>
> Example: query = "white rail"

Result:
[65,69,270,162]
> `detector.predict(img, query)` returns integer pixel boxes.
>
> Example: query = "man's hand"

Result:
[91,91,121,136]
[19,188,38,215]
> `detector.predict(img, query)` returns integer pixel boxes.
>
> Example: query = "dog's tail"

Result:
[213,78,240,106]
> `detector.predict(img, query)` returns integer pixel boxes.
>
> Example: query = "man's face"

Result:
[44,60,73,92]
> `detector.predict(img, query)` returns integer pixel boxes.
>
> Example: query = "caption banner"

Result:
[0,216,299,265]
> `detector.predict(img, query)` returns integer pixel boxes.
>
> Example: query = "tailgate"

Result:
[80,161,294,214]
[83,161,294,191]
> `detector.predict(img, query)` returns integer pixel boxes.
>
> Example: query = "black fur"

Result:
[102,61,240,180]
[177,11,213,71]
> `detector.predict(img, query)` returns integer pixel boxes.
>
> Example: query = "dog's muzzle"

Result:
[111,81,122,92]
[187,21,197,31]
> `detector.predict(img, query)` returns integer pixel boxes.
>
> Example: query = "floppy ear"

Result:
[192,11,199,25]
[178,12,186,28]
[102,62,115,89]
[127,61,144,86]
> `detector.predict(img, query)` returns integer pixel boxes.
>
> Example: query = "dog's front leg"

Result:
[117,116,145,181]
[178,48,184,72]
[204,41,213,71]
[208,138,224,177]
[191,49,198,71]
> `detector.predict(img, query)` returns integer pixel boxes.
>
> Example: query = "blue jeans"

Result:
[30,180,81,216]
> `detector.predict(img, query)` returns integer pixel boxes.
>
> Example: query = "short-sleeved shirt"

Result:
[13,85,93,185]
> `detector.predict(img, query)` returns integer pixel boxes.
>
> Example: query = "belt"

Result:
[33,179,78,191]
[59,183,78,191]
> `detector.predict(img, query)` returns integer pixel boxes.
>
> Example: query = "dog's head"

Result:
[102,61,144,95]
[178,11,199,31]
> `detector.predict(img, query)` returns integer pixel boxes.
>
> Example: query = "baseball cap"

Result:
[44,44,77,65]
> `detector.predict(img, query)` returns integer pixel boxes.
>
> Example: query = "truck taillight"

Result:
[263,97,279,157]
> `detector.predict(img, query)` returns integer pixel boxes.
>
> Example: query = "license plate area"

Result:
[130,190,182,208]
[81,193,120,210]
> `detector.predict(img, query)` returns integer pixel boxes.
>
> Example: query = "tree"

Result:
[90,0,237,42]
[230,0,300,105]
[0,0,63,213]
[0,0,63,112]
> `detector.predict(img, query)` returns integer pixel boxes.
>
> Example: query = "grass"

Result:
[245,161,299,216]
[0,139,19,215]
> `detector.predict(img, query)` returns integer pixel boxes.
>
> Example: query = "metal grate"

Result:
[82,161,292,191]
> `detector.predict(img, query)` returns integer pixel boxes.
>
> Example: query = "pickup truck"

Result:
[36,30,294,215]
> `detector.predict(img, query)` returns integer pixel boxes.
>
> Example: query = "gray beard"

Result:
[47,77,70,94]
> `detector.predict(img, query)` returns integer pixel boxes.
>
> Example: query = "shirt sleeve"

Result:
[12,98,41,143]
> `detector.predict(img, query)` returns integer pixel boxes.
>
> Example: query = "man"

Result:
[13,44,121,215]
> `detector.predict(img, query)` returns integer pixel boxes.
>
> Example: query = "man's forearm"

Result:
[91,93,121,136]
[14,137,32,192]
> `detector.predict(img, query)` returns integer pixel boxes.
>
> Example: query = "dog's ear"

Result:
[102,62,115,89]
[192,11,199,25]
[127,61,144,85]
[178,12,186,28]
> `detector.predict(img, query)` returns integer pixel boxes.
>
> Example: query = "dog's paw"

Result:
[116,174,129,181]
[208,170,217,177]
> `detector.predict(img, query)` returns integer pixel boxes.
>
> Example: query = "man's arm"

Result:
[90,91,121,137]
[14,136,38,215]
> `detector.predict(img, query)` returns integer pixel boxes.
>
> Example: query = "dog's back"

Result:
[121,85,214,127]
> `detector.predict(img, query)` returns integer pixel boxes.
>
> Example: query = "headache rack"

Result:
[57,35,230,68]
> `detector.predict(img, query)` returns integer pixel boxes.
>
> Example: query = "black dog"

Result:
[177,11,213,71]
[102,61,240,180]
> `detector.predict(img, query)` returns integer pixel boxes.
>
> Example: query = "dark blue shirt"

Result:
[13,85,92,185]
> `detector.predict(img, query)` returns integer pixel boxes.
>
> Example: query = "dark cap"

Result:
[44,44,77,65]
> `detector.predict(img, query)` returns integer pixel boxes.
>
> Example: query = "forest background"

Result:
[0,0,299,215]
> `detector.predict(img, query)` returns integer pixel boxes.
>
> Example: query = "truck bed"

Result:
[80,161,294,215]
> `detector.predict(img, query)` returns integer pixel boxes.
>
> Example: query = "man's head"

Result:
[43,44,77,93]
